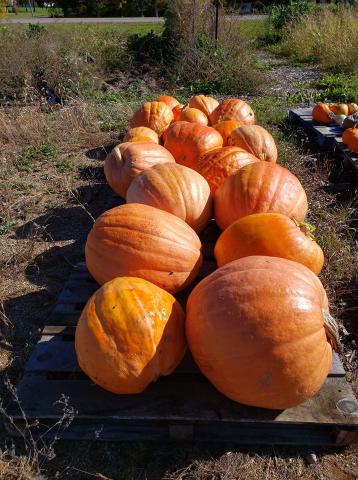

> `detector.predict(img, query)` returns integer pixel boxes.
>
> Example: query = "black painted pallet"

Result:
[5,222,358,445]
[334,137,358,174]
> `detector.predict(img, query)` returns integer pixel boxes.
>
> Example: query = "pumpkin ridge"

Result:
[266,164,287,212]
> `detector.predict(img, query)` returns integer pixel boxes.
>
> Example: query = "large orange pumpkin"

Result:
[85,203,203,293]
[164,122,223,169]
[213,120,242,146]
[228,125,278,163]
[209,98,255,125]
[172,104,184,122]
[215,161,308,230]
[312,103,332,124]
[104,142,175,198]
[75,276,186,394]
[188,95,219,120]
[126,163,212,233]
[214,213,324,275]
[186,256,338,409]
[194,146,259,194]
[155,95,180,110]
[130,101,174,136]
[179,107,209,125]
[123,127,159,144]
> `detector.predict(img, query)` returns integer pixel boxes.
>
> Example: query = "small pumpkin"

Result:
[130,101,174,136]
[194,146,259,194]
[104,142,175,198]
[164,122,223,169]
[342,128,358,153]
[85,203,203,293]
[75,276,186,394]
[213,120,242,146]
[155,95,180,110]
[124,127,159,144]
[186,255,338,409]
[348,103,358,115]
[312,103,332,124]
[209,98,255,126]
[126,163,212,233]
[188,95,219,120]
[214,213,324,275]
[214,161,308,230]
[329,103,349,116]
[179,107,209,126]
[228,124,278,163]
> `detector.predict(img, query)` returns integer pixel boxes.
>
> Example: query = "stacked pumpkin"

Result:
[75,94,339,410]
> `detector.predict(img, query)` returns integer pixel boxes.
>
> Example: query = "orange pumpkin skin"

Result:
[104,142,175,198]
[214,213,324,275]
[75,276,186,394]
[312,103,332,124]
[347,136,358,152]
[85,203,203,293]
[164,122,223,169]
[347,103,358,115]
[228,125,278,163]
[329,103,349,116]
[179,107,209,126]
[186,256,333,409]
[188,95,219,120]
[342,128,358,153]
[214,161,308,230]
[172,104,184,122]
[130,101,174,136]
[209,98,255,126]
[126,163,212,233]
[155,95,180,110]
[213,120,242,146]
[124,127,159,144]
[195,146,259,194]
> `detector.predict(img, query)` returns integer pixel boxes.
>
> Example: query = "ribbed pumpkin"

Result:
[75,276,186,394]
[214,213,324,274]
[85,203,203,293]
[164,122,223,169]
[126,163,212,233]
[188,95,219,120]
[186,256,338,409]
[342,128,358,151]
[104,142,175,198]
[179,107,208,125]
[124,127,159,144]
[155,95,180,110]
[330,103,349,116]
[209,98,255,126]
[213,120,242,146]
[312,103,332,124]
[172,104,184,121]
[215,161,308,230]
[228,125,278,163]
[130,101,174,136]
[194,146,259,194]
[347,103,358,115]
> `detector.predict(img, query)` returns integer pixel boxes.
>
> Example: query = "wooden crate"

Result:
[5,222,358,445]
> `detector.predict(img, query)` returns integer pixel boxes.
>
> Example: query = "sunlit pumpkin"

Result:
[194,146,259,194]
[172,104,184,121]
[155,95,180,110]
[342,128,358,153]
[213,120,242,146]
[126,163,212,233]
[214,213,324,274]
[214,161,308,230]
[329,103,349,116]
[188,95,219,120]
[104,142,175,198]
[209,98,255,125]
[164,122,223,169]
[85,203,203,293]
[130,101,174,136]
[186,255,338,409]
[75,276,186,394]
[179,107,209,125]
[124,127,159,144]
[312,103,332,124]
[347,103,358,115]
[228,124,278,162]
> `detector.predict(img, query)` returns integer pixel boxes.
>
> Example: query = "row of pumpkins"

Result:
[75,95,339,410]
[312,102,358,152]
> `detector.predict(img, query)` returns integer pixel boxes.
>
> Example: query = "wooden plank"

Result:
[334,138,358,172]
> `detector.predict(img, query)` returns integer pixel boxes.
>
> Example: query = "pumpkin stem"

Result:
[323,311,341,353]
[291,218,317,240]
[260,152,267,161]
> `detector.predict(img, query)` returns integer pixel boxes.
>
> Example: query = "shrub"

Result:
[269,1,313,31]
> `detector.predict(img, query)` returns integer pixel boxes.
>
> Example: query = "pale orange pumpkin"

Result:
[124,127,159,144]
[213,120,242,146]
[130,101,174,136]
[104,142,175,198]
[126,163,212,233]
[214,161,308,230]
[172,104,184,122]
[85,203,203,293]
[228,125,278,163]
[155,95,180,110]
[179,107,209,125]
[209,98,255,125]
[186,255,338,409]
[347,103,358,115]
[188,95,219,120]
[75,276,186,394]
[329,103,349,116]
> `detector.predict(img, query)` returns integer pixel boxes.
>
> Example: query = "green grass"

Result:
[312,72,358,103]
[16,140,57,172]
[3,6,50,18]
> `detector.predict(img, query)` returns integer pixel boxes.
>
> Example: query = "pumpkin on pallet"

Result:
[342,128,358,152]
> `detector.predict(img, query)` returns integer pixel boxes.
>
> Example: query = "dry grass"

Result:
[282,7,358,72]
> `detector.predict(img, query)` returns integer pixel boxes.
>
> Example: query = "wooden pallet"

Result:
[288,107,343,150]
[334,137,358,174]
[5,222,358,445]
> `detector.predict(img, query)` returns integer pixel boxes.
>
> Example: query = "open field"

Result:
[0,13,357,480]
